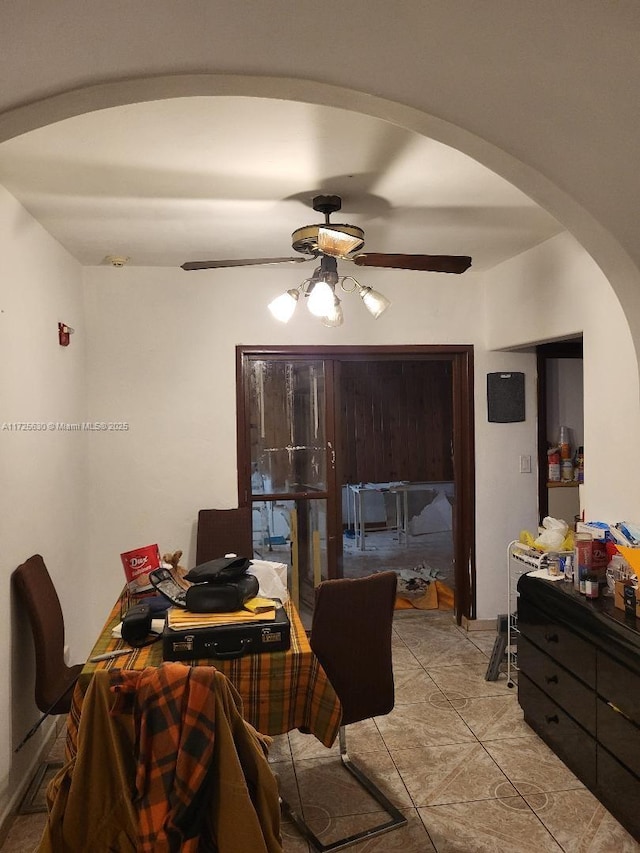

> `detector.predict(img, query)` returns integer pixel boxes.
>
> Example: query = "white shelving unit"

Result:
[506,541,548,687]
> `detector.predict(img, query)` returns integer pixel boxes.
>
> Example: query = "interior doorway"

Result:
[236,345,476,625]
[338,359,456,597]
[536,339,584,526]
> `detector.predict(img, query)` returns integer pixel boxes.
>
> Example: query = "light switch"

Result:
[519,454,532,473]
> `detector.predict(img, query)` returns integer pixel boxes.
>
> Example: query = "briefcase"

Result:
[162,603,291,661]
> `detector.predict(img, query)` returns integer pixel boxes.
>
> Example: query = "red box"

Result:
[120,544,161,592]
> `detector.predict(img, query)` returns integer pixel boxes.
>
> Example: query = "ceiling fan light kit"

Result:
[307,280,335,318]
[267,288,299,323]
[358,285,391,319]
[321,294,344,328]
[182,194,471,326]
[268,269,388,327]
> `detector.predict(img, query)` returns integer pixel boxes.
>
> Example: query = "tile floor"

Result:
[3,610,639,852]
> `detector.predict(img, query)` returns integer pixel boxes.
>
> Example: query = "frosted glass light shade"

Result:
[359,286,391,318]
[321,295,344,327]
[307,280,335,317]
[268,289,299,322]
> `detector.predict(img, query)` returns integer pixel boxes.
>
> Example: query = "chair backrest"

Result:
[310,571,397,726]
[12,554,70,713]
[196,507,254,565]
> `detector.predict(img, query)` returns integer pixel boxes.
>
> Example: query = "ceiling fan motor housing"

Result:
[312,194,342,216]
[291,223,365,256]
[292,193,364,256]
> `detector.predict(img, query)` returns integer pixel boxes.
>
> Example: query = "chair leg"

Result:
[280,726,407,853]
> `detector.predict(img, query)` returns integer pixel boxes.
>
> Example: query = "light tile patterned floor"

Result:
[3,610,638,852]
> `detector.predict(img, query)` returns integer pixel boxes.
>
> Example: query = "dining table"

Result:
[65,591,342,759]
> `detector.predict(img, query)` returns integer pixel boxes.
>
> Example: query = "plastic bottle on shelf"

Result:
[574,446,584,483]
[561,459,574,482]
[606,553,629,594]
[558,426,571,460]
[563,554,573,582]
[574,532,593,593]
[547,553,561,577]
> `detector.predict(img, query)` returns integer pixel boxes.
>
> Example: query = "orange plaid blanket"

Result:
[111,663,279,851]
[68,598,341,760]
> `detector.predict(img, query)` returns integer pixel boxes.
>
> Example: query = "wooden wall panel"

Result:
[340,360,454,484]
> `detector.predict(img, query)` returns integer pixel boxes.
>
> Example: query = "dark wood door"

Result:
[237,345,476,622]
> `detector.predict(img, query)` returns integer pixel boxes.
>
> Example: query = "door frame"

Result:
[536,339,583,523]
[237,344,476,623]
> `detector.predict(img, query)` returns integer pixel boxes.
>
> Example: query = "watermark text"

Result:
[1,422,129,432]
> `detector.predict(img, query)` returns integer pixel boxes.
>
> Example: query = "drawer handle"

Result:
[545,675,558,684]
[544,633,559,643]
[545,714,559,724]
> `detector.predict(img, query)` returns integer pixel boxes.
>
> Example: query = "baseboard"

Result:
[0,717,58,844]
[460,616,496,632]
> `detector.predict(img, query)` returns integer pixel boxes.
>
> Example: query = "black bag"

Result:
[121,603,154,646]
[185,573,259,613]
[184,556,252,584]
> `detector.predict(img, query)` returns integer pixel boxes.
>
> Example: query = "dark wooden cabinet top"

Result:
[517,573,640,675]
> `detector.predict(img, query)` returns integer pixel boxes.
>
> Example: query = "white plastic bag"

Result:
[542,516,569,535]
[247,560,289,603]
[534,516,569,551]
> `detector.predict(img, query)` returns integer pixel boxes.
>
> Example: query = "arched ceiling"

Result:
[0,96,562,270]
[0,1,638,337]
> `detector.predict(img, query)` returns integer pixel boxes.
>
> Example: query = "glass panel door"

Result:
[244,358,336,623]
[249,360,327,495]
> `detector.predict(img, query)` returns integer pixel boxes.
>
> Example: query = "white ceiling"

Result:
[0,96,562,272]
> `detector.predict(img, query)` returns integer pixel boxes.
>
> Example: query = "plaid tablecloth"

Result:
[67,596,341,757]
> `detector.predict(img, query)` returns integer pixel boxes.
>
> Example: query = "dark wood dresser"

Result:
[517,573,640,840]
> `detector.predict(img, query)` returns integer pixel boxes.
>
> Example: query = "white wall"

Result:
[472,347,539,619]
[0,186,88,822]
[485,231,640,520]
[83,263,534,620]
[481,231,640,616]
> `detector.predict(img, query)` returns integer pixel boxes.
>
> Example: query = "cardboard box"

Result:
[614,579,640,618]
[120,544,161,593]
[576,522,609,541]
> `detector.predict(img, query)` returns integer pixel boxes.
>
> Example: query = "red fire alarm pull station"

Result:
[58,323,74,346]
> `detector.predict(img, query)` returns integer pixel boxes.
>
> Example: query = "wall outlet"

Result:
[519,454,532,473]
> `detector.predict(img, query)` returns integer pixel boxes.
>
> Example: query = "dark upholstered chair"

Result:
[196,507,254,565]
[13,554,83,718]
[12,555,84,811]
[280,571,406,851]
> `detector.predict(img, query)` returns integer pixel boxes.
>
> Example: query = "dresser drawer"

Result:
[518,598,596,687]
[518,634,596,735]
[597,697,640,777]
[597,651,640,724]
[518,673,596,788]
[597,745,640,841]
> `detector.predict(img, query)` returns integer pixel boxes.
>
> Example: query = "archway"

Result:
[1,71,639,381]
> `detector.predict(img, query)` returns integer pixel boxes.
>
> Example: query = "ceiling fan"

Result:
[180,194,472,275]
[181,195,471,326]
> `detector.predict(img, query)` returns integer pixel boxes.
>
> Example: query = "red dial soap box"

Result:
[120,544,161,593]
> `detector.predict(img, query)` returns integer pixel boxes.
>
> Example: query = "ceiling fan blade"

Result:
[181,257,311,271]
[353,253,472,274]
